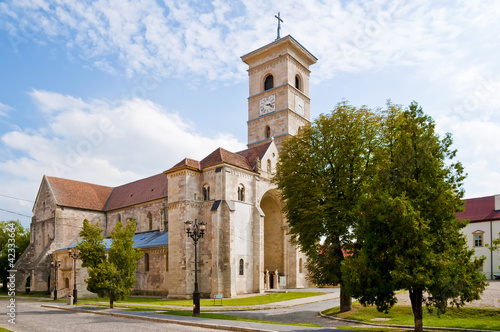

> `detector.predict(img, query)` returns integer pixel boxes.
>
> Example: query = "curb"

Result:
[318,312,497,332]
[41,304,279,332]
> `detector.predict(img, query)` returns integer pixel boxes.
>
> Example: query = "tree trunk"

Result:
[409,287,423,332]
[110,294,114,309]
[340,285,352,312]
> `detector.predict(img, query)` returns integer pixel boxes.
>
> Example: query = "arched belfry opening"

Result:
[260,190,284,288]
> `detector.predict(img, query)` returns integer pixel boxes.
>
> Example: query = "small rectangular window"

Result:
[474,235,483,247]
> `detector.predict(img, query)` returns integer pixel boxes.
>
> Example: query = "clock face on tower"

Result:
[295,95,305,117]
[259,94,276,116]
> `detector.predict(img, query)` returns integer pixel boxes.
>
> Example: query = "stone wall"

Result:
[106,199,168,236]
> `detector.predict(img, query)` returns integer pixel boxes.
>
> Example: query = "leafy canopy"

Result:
[76,219,142,308]
[342,102,486,332]
[1,220,30,291]
[274,101,379,311]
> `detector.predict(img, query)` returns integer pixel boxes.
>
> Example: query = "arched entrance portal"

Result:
[261,191,283,289]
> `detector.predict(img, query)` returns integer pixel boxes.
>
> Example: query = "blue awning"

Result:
[57,230,168,251]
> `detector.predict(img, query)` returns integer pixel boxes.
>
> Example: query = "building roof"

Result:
[57,230,168,251]
[44,173,168,212]
[105,173,168,211]
[45,144,267,212]
[236,143,271,169]
[241,35,317,65]
[200,147,253,171]
[456,195,500,222]
[166,146,264,174]
[46,176,113,211]
[167,158,202,173]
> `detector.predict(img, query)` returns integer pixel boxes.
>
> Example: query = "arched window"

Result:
[267,159,272,173]
[148,212,153,230]
[203,185,210,201]
[299,258,303,274]
[264,75,274,90]
[295,75,301,90]
[117,214,121,222]
[144,253,149,272]
[64,278,69,289]
[237,185,245,202]
[265,126,271,139]
[239,259,244,275]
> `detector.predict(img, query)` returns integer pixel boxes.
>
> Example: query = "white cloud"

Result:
[0,90,246,187]
[2,0,500,88]
[0,102,13,117]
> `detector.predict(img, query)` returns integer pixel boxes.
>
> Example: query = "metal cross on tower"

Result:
[275,12,283,40]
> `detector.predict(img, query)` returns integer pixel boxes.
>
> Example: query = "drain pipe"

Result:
[491,220,494,280]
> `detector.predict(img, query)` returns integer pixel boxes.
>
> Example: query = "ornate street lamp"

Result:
[184,220,206,316]
[68,249,80,304]
[50,256,61,300]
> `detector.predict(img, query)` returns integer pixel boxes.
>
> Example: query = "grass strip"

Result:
[79,292,323,307]
[159,310,322,328]
[323,303,500,331]
[337,327,413,332]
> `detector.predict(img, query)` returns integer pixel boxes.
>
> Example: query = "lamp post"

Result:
[68,249,79,304]
[50,257,61,300]
[184,220,206,316]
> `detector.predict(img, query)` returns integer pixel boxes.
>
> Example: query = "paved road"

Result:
[0,299,214,332]
[215,297,360,329]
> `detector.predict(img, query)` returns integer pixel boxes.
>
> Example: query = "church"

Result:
[14,34,318,298]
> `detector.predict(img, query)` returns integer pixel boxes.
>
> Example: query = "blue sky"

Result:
[1,0,500,228]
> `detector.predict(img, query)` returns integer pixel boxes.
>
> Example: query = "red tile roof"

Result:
[200,147,254,171]
[106,173,168,211]
[236,143,270,169]
[45,173,168,212]
[166,158,201,173]
[167,146,263,174]
[456,195,500,222]
[46,176,113,211]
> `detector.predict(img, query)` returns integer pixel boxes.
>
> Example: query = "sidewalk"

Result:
[41,292,341,332]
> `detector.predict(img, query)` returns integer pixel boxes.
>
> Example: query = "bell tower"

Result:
[241,35,317,150]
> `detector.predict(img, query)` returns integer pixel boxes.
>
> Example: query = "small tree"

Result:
[342,102,486,332]
[76,219,142,308]
[274,102,379,312]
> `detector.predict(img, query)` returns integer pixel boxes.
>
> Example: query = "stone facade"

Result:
[14,35,316,299]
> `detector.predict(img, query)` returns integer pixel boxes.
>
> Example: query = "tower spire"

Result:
[275,12,283,40]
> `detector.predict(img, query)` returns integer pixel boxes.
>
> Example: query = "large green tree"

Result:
[342,102,486,332]
[274,102,379,312]
[76,219,142,308]
[0,221,30,291]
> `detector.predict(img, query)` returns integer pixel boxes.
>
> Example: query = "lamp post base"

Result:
[193,290,200,316]
[73,289,78,305]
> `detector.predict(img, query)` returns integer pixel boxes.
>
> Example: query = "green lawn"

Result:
[0,328,13,332]
[159,310,322,328]
[323,303,500,331]
[79,292,323,307]
[337,328,412,332]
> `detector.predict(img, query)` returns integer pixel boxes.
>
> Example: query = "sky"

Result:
[1,0,500,228]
